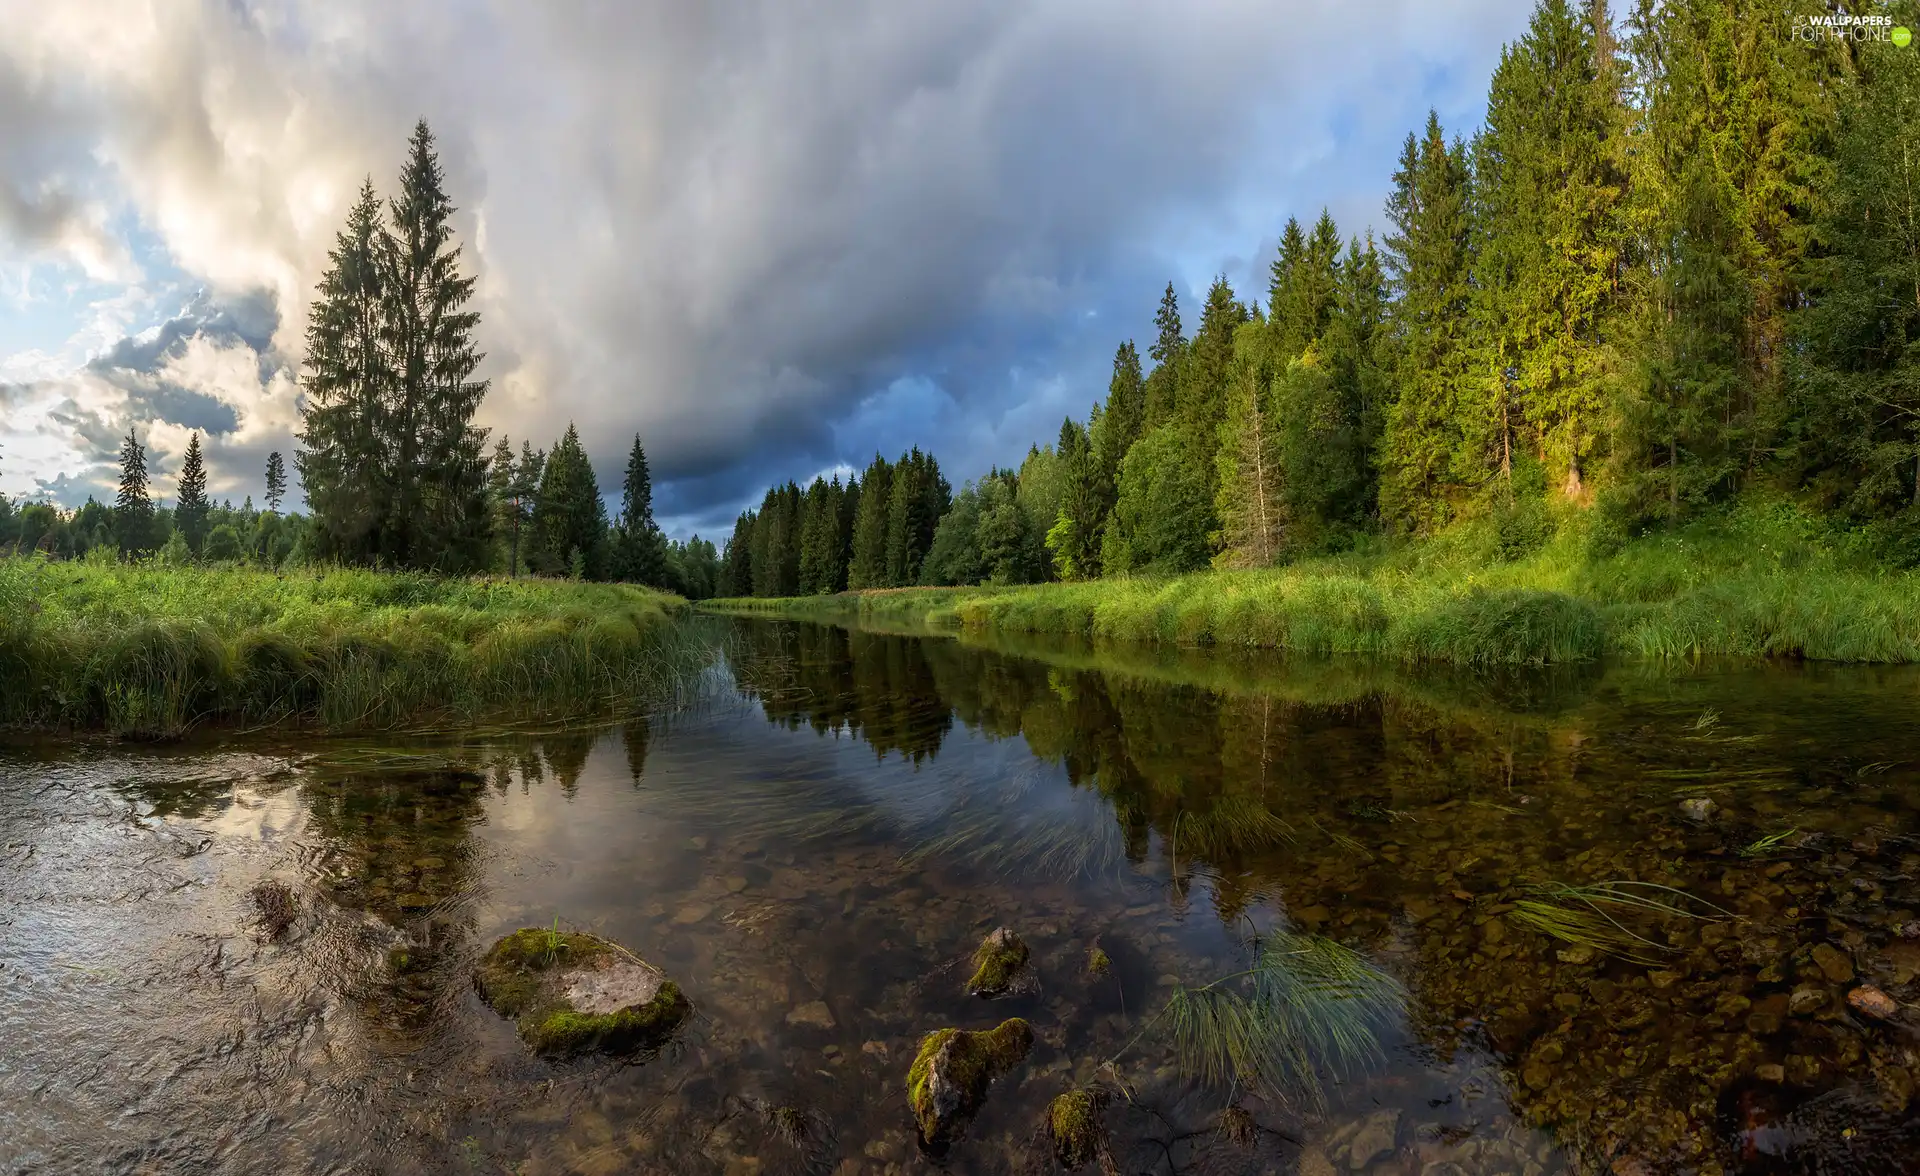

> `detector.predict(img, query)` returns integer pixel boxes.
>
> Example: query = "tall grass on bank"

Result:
[698,501,1920,665]
[0,556,707,737]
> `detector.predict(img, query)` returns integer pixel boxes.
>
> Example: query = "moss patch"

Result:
[906,1017,1033,1151]
[1085,944,1112,979]
[966,927,1030,997]
[1046,1089,1107,1169]
[475,926,689,1057]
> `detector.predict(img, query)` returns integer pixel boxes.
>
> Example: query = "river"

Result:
[4,617,1919,1174]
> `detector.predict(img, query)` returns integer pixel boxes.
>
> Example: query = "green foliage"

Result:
[175,432,210,555]
[1159,931,1404,1104]
[530,424,607,579]
[1103,426,1212,575]
[0,556,696,735]
[297,123,491,573]
[848,454,893,589]
[204,523,242,563]
[115,428,157,557]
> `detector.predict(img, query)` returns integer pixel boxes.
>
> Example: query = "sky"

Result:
[0,0,1533,539]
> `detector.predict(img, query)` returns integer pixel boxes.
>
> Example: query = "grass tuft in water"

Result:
[1146,932,1404,1108]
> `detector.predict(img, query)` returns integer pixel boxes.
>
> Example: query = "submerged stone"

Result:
[905,1017,1032,1152]
[1848,984,1900,1020]
[1046,1088,1107,1169]
[967,927,1031,997]
[475,927,690,1057]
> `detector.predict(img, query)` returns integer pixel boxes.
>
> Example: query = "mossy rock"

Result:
[1084,944,1112,980]
[967,927,1030,997]
[906,1017,1033,1152]
[475,927,690,1056]
[1047,1088,1108,1169]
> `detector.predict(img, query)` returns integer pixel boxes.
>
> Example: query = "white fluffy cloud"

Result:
[0,0,1531,531]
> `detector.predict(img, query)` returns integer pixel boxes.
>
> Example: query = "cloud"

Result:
[0,0,1533,533]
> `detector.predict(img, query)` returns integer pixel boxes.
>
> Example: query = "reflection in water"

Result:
[3,621,1920,1174]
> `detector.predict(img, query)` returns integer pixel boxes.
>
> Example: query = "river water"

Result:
[5,617,1920,1175]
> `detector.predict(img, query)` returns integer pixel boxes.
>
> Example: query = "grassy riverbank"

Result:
[701,503,1920,665]
[0,557,702,736]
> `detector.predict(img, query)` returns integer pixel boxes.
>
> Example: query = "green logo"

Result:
[1895,25,1913,46]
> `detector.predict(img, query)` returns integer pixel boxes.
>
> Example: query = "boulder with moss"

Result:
[967,927,1031,997]
[906,1017,1033,1151]
[1047,1088,1109,1169]
[476,927,690,1056]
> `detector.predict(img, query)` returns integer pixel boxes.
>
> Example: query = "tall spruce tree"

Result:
[297,179,388,561]
[1470,0,1626,502]
[263,451,286,514]
[174,431,211,555]
[1048,413,1109,580]
[848,454,894,588]
[487,435,517,569]
[1181,276,1250,518]
[1143,284,1186,430]
[381,119,491,571]
[531,424,606,578]
[114,427,156,557]
[797,476,840,594]
[720,512,755,596]
[885,448,949,587]
[1792,35,1920,514]
[1379,112,1476,530]
[614,433,666,585]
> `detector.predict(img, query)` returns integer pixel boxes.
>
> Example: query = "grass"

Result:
[1146,931,1406,1107]
[0,555,708,737]
[701,499,1920,665]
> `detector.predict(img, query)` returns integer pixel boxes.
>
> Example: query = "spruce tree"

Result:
[1143,284,1185,429]
[614,433,666,585]
[381,120,491,571]
[1379,112,1475,530]
[114,427,156,557]
[1048,413,1109,580]
[1270,211,1343,358]
[1792,36,1920,514]
[487,435,516,568]
[1470,0,1626,502]
[174,431,211,555]
[720,512,755,596]
[798,476,838,594]
[263,451,286,514]
[297,179,388,561]
[848,454,893,588]
[531,424,606,578]
[1180,275,1249,523]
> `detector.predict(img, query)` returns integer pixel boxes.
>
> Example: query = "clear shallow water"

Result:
[5,619,1920,1175]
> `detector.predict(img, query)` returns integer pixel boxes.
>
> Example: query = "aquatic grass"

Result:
[1740,828,1800,857]
[700,499,1920,665]
[1508,880,1727,963]
[1135,932,1406,1108]
[0,556,706,736]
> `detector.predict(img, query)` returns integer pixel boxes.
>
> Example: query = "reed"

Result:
[0,555,707,736]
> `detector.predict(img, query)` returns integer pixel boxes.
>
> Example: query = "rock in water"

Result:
[906,1018,1032,1152]
[1347,1108,1400,1168]
[1046,1088,1109,1169]
[475,927,690,1056]
[966,927,1030,997]
[1679,797,1716,822]
[1848,985,1900,1020]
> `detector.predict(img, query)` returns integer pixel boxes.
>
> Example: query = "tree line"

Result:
[294,119,716,596]
[1,120,718,598]
[719,0,1920,593]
